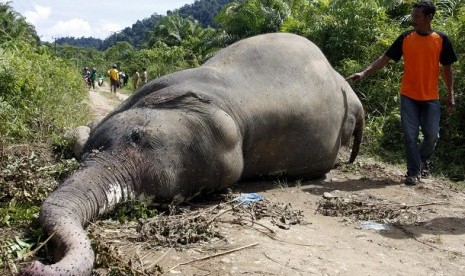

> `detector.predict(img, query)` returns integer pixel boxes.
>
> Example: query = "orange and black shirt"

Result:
[385,30,457,101]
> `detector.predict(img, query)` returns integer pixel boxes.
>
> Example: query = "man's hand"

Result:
[346,72,365,82]
[346,55,391,82]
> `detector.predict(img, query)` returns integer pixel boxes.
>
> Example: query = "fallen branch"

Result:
[23,232,55,259]
[169,242,259,271]
[226,217,276,236]
[146,248,172,270]
[207,206,235,225]
[317,197,449,222]
[405,201,448,208]
[263,253,308,273]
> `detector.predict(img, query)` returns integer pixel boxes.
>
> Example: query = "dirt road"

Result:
[88,83,129,116]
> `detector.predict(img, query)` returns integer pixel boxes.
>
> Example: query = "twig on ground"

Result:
[263,253,308,273]
[207,206,234,225]
[226,217,276,236]
[404,201,448,208]
[23,232,55,259]
[169,242,259,271]
[207,201,244,225]
[146,248,172,270]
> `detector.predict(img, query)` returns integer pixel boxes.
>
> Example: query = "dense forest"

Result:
[55,36,103,49]
[1,0,465,272]
[176,0,240,27]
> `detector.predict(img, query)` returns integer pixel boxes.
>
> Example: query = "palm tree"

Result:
[214,0,290,39]
[0,2,40,47]
[436,0,465,17]
[148,13,204,47]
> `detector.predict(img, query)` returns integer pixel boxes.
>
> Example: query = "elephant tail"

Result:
[349,107,364,163]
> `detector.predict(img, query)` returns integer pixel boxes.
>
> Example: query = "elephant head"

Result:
[23,92,244,275]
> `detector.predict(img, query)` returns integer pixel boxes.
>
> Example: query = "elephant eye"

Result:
[130,129,142,145]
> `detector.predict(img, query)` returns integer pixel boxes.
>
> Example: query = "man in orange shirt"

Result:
[347,1,457,185]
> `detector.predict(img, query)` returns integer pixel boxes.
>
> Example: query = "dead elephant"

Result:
[23,33,364,275]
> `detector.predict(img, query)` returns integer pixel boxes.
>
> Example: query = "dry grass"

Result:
[87,194,307,275]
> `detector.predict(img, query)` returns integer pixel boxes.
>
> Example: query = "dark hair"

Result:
[413,1,436,17]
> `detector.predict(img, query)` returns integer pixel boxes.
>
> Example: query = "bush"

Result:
[0,45,92,145]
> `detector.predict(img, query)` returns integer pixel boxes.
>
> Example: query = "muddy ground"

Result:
[85,84,465,276]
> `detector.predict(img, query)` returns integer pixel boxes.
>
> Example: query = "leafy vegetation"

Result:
[215,0,291,39]
[100,14,165,50]
[0,3,90,272]
[107,201,159,224]
[54,36,103,49]
[0,46,92,144]
[0,3,39,47]
[177,0,239,27]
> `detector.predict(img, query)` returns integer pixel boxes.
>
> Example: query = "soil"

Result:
[62,84,465,275]
[88,83,129,117]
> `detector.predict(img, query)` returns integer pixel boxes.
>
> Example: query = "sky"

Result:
[3,0,196,42]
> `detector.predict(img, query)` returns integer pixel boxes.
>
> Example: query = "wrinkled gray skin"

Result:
[23,33,364,275]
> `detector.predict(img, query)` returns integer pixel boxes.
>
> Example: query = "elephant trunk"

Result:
[349,108,364,163]
[22,214,93,276]
[22,154,139,276]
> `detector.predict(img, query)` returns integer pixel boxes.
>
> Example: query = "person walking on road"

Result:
[132,70,140,90]
[140,68,148,87]
[90,68,97,90]
[107,64,119,93]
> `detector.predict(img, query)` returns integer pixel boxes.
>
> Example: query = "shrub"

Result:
[0,45,92,145]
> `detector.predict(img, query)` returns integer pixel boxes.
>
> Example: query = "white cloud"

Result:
[95,20,123,38]
[5,0,197,42]
[46,18,92,39]
[23,5,51,25]
[101,21,122,33]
